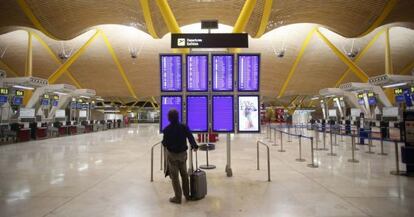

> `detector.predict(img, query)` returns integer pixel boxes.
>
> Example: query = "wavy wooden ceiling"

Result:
[0,0,413,105]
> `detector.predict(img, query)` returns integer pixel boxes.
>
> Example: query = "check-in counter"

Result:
[389,127,401,141]
[69,125,77,135]
[371,126,382,139]
[36,127,48,139]
[17,128,31,142]
[58,125,68,136]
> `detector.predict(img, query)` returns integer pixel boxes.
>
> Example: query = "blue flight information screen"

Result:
[238,54,260,91]
[187,55,208,91]
[13,97,23,106]
[160,55,182,92]
[0,95,8,104]
[161,96,182,132]
[186,96,208,132]
[212,54,233,91]
[212,95,234,132]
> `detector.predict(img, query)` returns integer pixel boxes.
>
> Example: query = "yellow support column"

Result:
[101,31,138,99]
[385,28,393,74]
[254,0,273,38]
[278,29,316,98]
[315,29,369,82]
[31,32,82,88]
[400,60,414,75]
[17,0,59,40]
[25,31,33,77]
[48,30,101,84]
[358,0,398,37]
[230,0,257,53]
[334,29,386,87]
[139,0,159,38]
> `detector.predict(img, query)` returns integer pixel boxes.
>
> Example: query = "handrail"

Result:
[150,140,162,182]
[256,140,271,182]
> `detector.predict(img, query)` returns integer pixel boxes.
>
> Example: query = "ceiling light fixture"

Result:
[13,85,34,90]
[383,82,407,88]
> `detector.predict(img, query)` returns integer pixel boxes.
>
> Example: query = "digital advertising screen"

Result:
[12,97,23,106]
[212,54,233,91]
[160,54,182,92]
[187,54,208,91]
[238,54,260,91]
[212,95,234,133]
[160,95,182,132]
[186,96,208,132]
[238,95,260,132]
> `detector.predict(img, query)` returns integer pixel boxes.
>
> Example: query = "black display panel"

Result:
[212,95,234,133]
[186,54,208,92]
[238,95,260,133]
[186,96,208,132]
[160,54,182,92]
[160,95,182,132]
[238,54,260,92]
[212,54,234,91]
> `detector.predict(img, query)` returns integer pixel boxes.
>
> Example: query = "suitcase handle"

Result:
[191,148,198,170]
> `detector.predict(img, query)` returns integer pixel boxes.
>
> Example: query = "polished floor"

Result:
[0,124,413,217]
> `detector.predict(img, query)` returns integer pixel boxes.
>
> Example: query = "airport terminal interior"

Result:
[1,0,414,216]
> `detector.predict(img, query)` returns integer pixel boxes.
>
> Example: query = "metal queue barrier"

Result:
[256,140,271,182]
[150,141,163,182]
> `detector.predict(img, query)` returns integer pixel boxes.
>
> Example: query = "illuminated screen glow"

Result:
[187,55,208,91]
[212,54,233,91]
[238,96,260,132]
[160,55,182,92]
[13,97,23,106]
[0,95,8,103]
[186,96,208,132]
[161,96,182,132]
[41,99,49,106]
[238,54,260,91]
[212,95,234,132]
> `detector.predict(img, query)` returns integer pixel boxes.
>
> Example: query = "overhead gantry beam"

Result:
[278,28,316,98]
[139,0,159,39]
[31,32,82,88]
[358,0,398,37]
[25,31,33,76]
[17,0,59,40]
[101,31,138,99]
[315,29,369,82]
[334,29,386,87]
[48,30,101,84]
[254,0,273,38]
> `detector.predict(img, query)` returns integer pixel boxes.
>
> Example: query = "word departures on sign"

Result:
[171,33,248,48]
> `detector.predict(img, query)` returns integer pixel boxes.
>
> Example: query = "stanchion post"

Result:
[348,135,359,163]
[288,126,292,142]
[307,137,318,168]
[279,131,285,152]
[273,128,278,146]
[378,139,388,156]
[160,145,163,170]
[366,132,375,154]
[257,141,260,170]
[328,130,337,156]
[322,129,328,150]
[390,141,406,176]
[296,135,306,162]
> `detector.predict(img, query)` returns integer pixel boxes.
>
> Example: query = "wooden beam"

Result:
[0,60,19,77]
[358,0,398,37]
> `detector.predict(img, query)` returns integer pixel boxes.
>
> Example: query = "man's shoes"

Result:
[169,197,181,204]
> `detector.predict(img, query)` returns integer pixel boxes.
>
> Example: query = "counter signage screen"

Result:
[41,99,49,106]
[15,90,24,96]
[238,96,260,132]
[238,54,260,91]
[13,97,23,106]
[160,96,182,132]
[0,95,8,104]
[53,100,58,107]
[186,96,208,132]
[212,95,234,132]
[0,88,8,95]
[160,54,182,92]
[368,97,376,105]
[187,55,208,91]
[212,54,233,91]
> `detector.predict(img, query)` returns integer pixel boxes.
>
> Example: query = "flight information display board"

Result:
[238,54,260,91]
[160,54,182,92]
[238,95,260,132]
[160,96,182,132]
[212,54,234,91]
[212,95,234,132]
[186,96,208,132]
[187,54,208,91]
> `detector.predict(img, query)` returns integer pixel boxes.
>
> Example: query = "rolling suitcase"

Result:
[190,150,207,200]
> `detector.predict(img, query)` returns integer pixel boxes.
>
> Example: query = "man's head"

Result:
[168,109,179,124]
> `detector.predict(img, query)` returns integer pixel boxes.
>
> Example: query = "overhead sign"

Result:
[171,33,248,48]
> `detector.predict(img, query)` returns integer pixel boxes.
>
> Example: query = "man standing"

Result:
[162,109,198,204]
